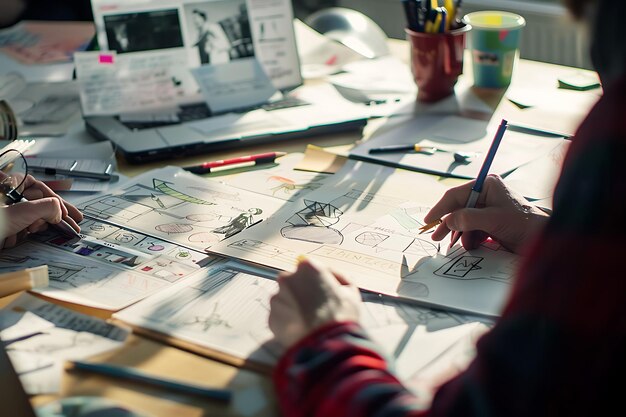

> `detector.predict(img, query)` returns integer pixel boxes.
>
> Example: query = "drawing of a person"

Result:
[192,9,231,65]
[213,208,262,236]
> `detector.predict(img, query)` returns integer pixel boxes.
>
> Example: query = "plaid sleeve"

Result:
[273,81,626,417]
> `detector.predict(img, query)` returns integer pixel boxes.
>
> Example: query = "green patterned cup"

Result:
[463,11,526,88]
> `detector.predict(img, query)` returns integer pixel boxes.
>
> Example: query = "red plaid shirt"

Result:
[273,78,626,417]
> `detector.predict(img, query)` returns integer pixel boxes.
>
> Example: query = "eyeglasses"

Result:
[0,100,18,142]
[0,149,29,206]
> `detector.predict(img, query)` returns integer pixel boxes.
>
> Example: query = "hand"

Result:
[269,258,361,349]
[424,175,549,254]
[0,174,83,248]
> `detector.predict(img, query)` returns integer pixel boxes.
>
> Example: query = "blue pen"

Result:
[402,0,419,31]
[448,119,508,248]
[69,360,232,403]
[438,7,448,33]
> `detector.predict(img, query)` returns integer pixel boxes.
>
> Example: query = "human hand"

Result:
[269,258,362,349]
[424,175,548,254]
[0,174,83,248]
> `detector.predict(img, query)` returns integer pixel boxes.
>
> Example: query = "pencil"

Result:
[68,361,232,403]
[449,119,508,248]
[418,219,442,234]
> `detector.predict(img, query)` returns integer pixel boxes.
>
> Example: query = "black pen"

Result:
[29,165,115,181]
[68,361,232,403]
[369,144,438,154]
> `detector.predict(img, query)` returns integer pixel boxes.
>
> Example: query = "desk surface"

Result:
[0,37,600,417]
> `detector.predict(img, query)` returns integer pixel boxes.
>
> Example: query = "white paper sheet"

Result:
[220,153,333,202]
[504,139,570,200]
[75,166,285,253]
[351,115,565,179]
[210,161,518,316]
[74,51,190,116]
[0,234,209,310]
[2,294,129,394]
[114,261,468,367]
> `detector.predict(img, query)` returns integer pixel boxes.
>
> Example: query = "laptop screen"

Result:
[90,0,303,94]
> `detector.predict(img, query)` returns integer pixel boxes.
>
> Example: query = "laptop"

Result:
[85,0,368,163]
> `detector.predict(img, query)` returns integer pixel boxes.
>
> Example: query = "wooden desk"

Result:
[1,38,600,417]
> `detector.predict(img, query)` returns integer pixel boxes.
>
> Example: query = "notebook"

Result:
[84,0,368,163]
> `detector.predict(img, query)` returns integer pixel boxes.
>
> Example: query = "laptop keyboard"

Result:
[120,97,309,130]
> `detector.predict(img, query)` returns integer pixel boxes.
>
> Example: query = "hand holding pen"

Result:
[1,173,82,247]
[421,121,550,254]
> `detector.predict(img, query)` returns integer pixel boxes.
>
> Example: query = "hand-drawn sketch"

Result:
[0,240,201,310]
[155,223,195,234]
[268,176,323,198]
[213,208,262,237]
[210,161,516,316]
[431,244,519,283]
[115,262,474,369]
[227,239,298,265]
[76,167,283,252]
[3,294,129,395]
[281,200,344,244]
[221,153,333,202]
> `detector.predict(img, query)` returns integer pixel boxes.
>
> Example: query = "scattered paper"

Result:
[210,161,517,316]
[74,51,191,116]
[0,310,55,342]
[0,21,94,64]
[351,115,564,179]
[1,294,129,394]
[114,261,470,367]
[504,140,570,200]
[294,19,362,78]
[221,153,334,201]
[192,58,277,114]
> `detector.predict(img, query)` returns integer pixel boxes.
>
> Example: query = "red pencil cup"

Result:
[406,24,471,102]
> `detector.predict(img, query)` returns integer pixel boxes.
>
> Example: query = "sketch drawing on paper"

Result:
[436,255,483,279]
[355,231,388,247]
[432,244,518,283]
[228,239,297,264]
[155,223,194,234]
[353,230,439,257]
[268,175,323,197]
[281,200,344,244]
[180,303,233,332]
[213,208,262,237]
[390,206,430,231]
[153,179,215,205]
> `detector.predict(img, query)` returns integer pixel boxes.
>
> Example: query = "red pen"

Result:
[183,152,287,174]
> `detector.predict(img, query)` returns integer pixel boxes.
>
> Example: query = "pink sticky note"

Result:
[99,54,114,64]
